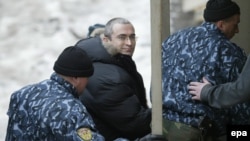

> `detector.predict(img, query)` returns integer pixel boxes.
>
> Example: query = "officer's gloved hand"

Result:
[137,134,167,141]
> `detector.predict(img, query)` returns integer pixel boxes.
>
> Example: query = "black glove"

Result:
[137,134,167,141]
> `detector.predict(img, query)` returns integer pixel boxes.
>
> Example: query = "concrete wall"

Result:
[232,1,250,54]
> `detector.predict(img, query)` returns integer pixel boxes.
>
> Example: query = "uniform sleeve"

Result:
[201,56,250,108]
[48,100,105,141]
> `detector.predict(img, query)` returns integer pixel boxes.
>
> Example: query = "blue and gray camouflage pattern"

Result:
[162,22,249,136]
[5,73,104,141]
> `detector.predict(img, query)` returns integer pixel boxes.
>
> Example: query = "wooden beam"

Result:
[150,0,170,135]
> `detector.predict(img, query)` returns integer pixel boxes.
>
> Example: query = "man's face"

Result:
[76,77,88,95]
[106,23,136,56]
[220,14,240,39]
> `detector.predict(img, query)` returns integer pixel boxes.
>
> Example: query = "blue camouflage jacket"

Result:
[5,73,104,141]
[162,22,248,135]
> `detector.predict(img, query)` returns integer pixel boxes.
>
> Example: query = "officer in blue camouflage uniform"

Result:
[5,46,105,141]
[162,0,249,141]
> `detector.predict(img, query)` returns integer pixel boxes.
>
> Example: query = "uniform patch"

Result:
[77,128,92,141]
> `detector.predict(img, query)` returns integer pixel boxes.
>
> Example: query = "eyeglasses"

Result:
[115,34,137,42]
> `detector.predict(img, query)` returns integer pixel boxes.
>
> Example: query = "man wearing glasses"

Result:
[75,17,152,141]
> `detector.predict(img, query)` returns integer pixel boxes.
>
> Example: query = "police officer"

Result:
[5,46,105,141]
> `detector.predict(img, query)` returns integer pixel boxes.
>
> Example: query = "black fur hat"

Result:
[204,0,240,22]
[54,46,93,77]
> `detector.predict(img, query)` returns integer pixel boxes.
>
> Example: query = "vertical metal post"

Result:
[150,0,170,135]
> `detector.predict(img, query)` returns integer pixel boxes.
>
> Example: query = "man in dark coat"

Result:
[75,17,151,141]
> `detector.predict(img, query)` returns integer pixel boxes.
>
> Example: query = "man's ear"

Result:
[215,20,224,31]
[69,77,78,87]
[101,34,110,43]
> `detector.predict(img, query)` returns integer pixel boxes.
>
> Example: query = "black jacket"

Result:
[75,37,151,141]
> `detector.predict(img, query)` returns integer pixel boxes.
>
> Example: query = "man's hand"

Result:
[188,77,210,100]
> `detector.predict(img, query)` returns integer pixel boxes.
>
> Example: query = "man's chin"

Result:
[122,52,133,56]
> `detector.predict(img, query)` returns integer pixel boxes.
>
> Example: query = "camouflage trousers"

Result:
[162,119,226,141]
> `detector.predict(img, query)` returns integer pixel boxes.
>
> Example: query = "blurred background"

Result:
[0,0,207,139]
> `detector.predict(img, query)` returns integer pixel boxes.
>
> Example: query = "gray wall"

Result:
[232,1,250,54]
